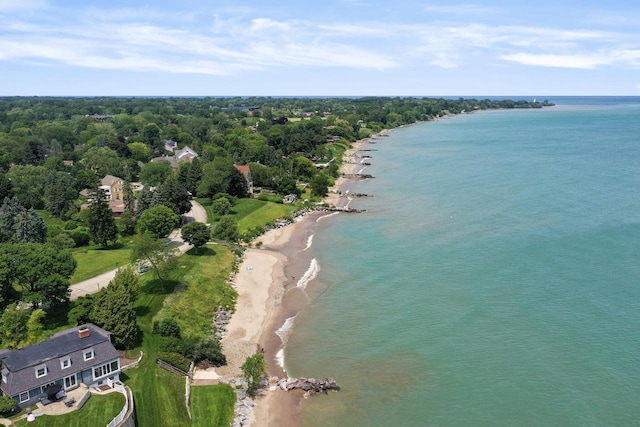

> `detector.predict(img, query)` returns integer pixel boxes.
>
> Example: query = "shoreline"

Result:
[193,133,378,426]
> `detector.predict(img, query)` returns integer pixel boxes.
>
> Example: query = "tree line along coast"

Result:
[0,96,550,423]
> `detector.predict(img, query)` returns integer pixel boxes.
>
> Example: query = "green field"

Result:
[69,242,133,283]
[15,392,125,427]
[159,245,237,340]
[190,384,236,427]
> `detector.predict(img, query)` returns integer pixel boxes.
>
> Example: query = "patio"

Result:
[32,384,91,416]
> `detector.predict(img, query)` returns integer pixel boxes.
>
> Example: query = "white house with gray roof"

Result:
[0,324,120,408]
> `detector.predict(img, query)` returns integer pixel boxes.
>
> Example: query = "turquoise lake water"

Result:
[283,97,640,426]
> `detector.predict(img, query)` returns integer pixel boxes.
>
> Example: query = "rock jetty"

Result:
[277,377,341,396]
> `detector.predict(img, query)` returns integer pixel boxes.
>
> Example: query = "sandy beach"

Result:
[195,135,374,426]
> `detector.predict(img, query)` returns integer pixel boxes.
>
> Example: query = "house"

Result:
[233,164,254,195]
[0,324,121,409]
[151,146,198,169]
[100,175,124,201]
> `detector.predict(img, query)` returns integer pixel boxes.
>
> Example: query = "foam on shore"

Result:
[316,211,340,222]
[303,233,314,251]
[297,258,320,290]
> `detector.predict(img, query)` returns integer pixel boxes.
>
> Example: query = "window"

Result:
[60,356,71,369]
[41,382,55,393]
[64,374,77,389]
[35,365,47,378]
[19,392,29,403]
[93,360,120,380]
[84,348,94,361]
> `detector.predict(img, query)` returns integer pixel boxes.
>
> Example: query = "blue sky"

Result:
[1,0,639,96]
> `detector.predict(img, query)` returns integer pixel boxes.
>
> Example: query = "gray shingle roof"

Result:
[0,324,119,397]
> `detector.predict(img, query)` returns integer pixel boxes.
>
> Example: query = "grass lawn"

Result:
[190,384,236,427]
[15,392,125,427]
[199,198,297,234]
[69,239,134,283]
[123,245,237,426]
[160,245,237,340]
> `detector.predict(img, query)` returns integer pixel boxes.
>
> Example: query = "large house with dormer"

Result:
[0,324,121,409]
[151,145,198,169]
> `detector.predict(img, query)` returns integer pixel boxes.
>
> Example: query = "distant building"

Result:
[233,165,254,195]
[0,324,121,409]
[151,146,198,169]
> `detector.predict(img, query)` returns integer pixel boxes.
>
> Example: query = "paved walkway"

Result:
[69,200,207,300]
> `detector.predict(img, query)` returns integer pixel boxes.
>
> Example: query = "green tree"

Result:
[24,308,45,346]
[187,156,202,195]
[136,205,179,238]
[130,232,178,288]
[228,166,250,198]
[6,164,47,208]
[0,174,12,202]
[241,353,266,397]
[87,189,118,247]
[139,161,172,186]
[127,141,151,162]
[180,222,210,253]
[211,197,231,216]
[142,123,163,155]
[197,157,234,198]
[310,172,331,198]
[211,216,239,243]
[0,304,30,348]
[92,272,139,349]
[44,170,77,217]
[136,184,154,217]
[14,208,47,243]
[161,175,192,215]
[0,395,17,414]
[0,197,23,242]
[0,243,76,307]
[67,295,95,326]
[123,181,136,215]
[119,211,136,236]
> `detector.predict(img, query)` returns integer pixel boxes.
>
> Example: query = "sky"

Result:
[1,0,639,96]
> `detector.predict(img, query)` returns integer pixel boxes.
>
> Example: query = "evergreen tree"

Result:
[14,208,46,244]
[161,174,192,215]
[136,184,154,217]
[0,197,23,242]
[187,156,202,195]
[92,271,139,349]
[44,170,77,217]
[228,166,249,198]
[123,181,136,215]
[87,189,118,247]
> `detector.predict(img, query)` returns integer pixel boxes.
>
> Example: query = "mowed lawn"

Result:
[15,392,125,427]
[123,245,237,426]
[190,384,236,427]
[200,198,297,233]
[70,244,133,283]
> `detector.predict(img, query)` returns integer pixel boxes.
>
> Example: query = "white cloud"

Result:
[500,50,640,69]
[0,0,48,12]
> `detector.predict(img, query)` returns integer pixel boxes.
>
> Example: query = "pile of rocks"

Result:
[277,377,341,396]
[212,307,233,340]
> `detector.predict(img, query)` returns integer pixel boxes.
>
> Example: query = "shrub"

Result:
[156,318,181,339]
[0,395,16,414]
[64,220,79,230]
[158,352,191,373]
[70,229,90,247]
[192,337,227,367]
[159,336,195,358]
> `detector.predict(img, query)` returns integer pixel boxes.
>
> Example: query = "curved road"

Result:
[69,200,207,300]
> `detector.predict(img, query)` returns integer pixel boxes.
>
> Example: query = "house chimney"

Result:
[78,326,90,339]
